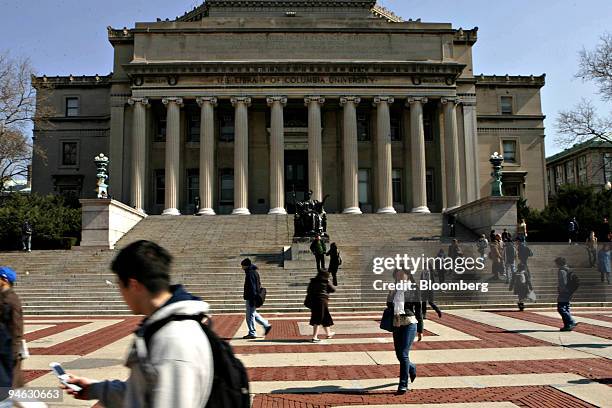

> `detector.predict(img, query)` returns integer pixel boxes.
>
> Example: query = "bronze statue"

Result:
[293,189,329,238]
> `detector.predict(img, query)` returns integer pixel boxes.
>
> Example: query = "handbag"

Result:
[255,287,267,308]
[304,293,313,309]
[379,307,394,332]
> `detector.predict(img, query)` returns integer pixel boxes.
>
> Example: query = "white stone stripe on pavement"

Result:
[535,311,612,329]
[445,310,612,359]
[27,320,122,348]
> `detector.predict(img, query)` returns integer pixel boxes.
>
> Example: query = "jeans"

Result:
[588,249,597,267]
[557,302,575,328]
[245,300,270,336]
[392,323,417,389]
[505,262,515,282]
[21,235,31,251]
[315,253,326,271]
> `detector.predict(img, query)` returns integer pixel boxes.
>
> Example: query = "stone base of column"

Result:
[268,207,287,215]
[162,208,181,216]
[198,208,216,216]
[342,207,363,215]
[376,206,397,214]
[411,206,431,214]
[135,208,147,215]
[232,207,251,215]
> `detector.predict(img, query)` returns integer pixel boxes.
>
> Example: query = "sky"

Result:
[0,0,610,156]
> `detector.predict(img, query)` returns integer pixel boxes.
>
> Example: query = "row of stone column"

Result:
[127,95,463,216]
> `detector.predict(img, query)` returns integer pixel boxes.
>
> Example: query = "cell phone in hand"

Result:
[49,362,82,392]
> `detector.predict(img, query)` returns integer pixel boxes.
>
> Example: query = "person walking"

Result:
[62,240,214,407]
[517,219,528,242]
[448,239,463,280]
[242,258,272,339]
[325,242,341,286]
[386,269,423,395]
[599,217,610,242]
[568,217,579,245]
[310,235,327,272]
[435,248,447,283]
[598,243,611,284]
[21,221,32,252]
[555,257,578,331]
[419,264,442,319]
[509,263,534,311]
[306,270,335,342]
[476,234,489,260]
[490,234,504,280]
[586,231,598,268]
[517,240,534,274]
[504,239,517,283]
[489,230,496,243]
[447,213,456,237]
[0,267,25,400]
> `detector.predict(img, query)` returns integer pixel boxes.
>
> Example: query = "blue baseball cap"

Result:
[0,267,17,283]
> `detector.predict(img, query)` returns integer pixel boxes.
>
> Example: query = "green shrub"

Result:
[0,193,81,250]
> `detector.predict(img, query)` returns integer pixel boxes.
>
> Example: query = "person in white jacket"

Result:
[61,240,213,408]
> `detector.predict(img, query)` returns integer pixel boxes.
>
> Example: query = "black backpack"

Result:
[144,314,250,408]
[566,270,581,293]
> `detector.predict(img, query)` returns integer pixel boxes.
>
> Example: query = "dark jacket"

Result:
[504,243,516,264]
[448,244,463,259]
[386,290,424,334]
[0,288,24,388]
[557,265,573,302]
[517,243,533,264]
[326,246,340,268]
[307,276,335,300]
[310,240,327,255]
[243,265,261,302]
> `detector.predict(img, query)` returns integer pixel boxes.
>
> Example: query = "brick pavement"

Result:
[16,308,612,407]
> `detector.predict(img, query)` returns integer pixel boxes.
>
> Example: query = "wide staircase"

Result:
[0,214,610,315]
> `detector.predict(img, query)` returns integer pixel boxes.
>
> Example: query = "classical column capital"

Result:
[162,97,184,107]
[127,97,149,107]
[304,96,326,106]
[441,97,459,106]
[231,96,252,107]
[373,96,395,106]
[340,96,361,106]
[266,96,288,107]
[196,96,218,107]
[406,96,428,107]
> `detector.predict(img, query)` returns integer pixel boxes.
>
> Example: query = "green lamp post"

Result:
[490,152,504,197]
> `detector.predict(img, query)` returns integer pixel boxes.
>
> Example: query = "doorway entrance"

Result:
[285,150,308,214]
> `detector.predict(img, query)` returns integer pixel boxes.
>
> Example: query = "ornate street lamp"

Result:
[490,152,504,197]
[94,153,109,199]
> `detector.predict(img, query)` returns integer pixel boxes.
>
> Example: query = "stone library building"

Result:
[32,0,548,215]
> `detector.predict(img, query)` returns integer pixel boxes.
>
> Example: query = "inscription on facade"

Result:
[216,75,376,85]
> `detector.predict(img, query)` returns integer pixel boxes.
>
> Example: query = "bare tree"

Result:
[555,33,612,147]
[0,52,51,191]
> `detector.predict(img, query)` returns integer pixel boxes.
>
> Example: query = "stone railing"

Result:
[79,199,146,249]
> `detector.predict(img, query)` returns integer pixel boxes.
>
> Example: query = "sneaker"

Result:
[395,386,408,395]
[311,338,321,343]
[327,331,335,339]
[569,322,579,331]
[242,334,257,339]
[559,326,571,332]
[264,325,272,336]
[436,310,442,318]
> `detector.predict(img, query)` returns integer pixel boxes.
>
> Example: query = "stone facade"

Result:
[32,1,548,214]
[546,138,612,199]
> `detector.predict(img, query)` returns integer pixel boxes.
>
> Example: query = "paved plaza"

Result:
[20,308,612,407]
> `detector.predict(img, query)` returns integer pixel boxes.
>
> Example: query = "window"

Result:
[155,117,167,142]
[187,109,201,143]
[502,140,517,163]
[390,115,401,142]
[219,169,234,204]
[358,169,370,204]
[66,97,79,117]
[61,142,78,166]
[423,111,434,142]
[501,96,513,115]
[155,170,165,205]
[502,182,521,197]
[578,155,587,185]
[565,160,575,184]
[220,112,235,142]
[284,108,308,128]
[357,111,370,141]
[426,168,435,203]
[604,153,612,183]
[392,169,402,203]
[555,165,564,186]
[187,169,199,205]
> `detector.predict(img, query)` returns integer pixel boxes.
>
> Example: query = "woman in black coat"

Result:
[306,270,336,342]
[326,242,341,286]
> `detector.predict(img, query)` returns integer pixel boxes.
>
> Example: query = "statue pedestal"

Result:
[79,199,147,249]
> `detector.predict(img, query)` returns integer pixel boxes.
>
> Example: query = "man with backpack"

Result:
[242,258,272,340]
[555,257,579,331]
[62,240,215,407]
